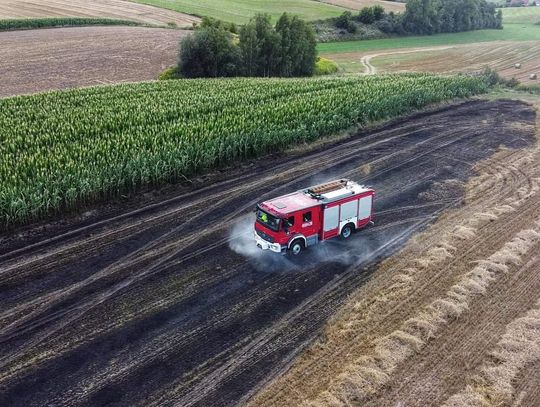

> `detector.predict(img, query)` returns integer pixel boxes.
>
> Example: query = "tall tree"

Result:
[288,15,317,76]
[253,14,281,77]
[403,0,440,34]
[179,13,317,78]
[239,22,259,76]
[275,13,294,76]
[275,13,317,77]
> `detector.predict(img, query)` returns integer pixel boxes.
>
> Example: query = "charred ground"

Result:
[0,99,536,406]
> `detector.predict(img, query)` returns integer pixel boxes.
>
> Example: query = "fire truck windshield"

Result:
[256,208,281,232]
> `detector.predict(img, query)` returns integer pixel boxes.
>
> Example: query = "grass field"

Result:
[131,0,346,24]
[317,0,405,12]
[319,24,540,53]
[0,74,487,228]
[501,5,540,24]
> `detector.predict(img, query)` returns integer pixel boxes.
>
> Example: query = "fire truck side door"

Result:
[357,194,373,228]
[300,210,319,243]
[323,205,339,239]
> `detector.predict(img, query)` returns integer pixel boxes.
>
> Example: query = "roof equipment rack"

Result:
[307,179,349,196]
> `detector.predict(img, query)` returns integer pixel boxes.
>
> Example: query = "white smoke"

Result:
[228,215,301,272]
[228,214,408,273]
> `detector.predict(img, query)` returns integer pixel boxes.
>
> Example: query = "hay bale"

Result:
[515,63,521,69]
[530,73,537,80]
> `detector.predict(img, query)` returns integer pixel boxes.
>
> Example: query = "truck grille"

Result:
[256,229,274,243]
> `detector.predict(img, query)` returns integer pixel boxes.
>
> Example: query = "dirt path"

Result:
[0,0,199,27]
[0,26,188,98]
[0,100,536,407]
[360,46,455,75]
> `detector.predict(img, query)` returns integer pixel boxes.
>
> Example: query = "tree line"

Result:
[178,13,317,78]
[403,0,502,34]
[335,0,502,36]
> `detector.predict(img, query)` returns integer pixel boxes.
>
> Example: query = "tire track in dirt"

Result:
[0,126,469,381]
[0,100,536,407]
[0,122,492,372]
[0,111,478,330]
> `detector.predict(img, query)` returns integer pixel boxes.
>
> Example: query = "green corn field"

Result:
[0,74,488,228]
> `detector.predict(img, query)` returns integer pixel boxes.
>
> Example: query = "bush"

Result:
[335,11,357,33]
[375,13,405,34]
[158,66,179,80]
[481,66,519,88]
[357,7,376,24]
[313,18,387,42]
[314,57,339,75]
[372,5,385,21]
[199,15,237,34]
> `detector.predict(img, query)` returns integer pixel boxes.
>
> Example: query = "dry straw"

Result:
[442,299,540,407]
[309,222,540,406]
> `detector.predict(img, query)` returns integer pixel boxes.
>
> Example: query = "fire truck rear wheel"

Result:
[289,240,304,256]
[340,224,355,239]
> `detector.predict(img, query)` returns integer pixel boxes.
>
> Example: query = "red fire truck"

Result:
[254,179,374,255]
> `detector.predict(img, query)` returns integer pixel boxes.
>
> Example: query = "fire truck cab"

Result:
[254,179,374,255]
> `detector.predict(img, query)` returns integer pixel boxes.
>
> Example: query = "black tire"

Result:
[340,223,355,239]
[289,239,304,256]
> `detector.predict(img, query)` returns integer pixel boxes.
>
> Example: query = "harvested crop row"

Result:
[311,222,540,406]
[442,297,540,407]
[0,74,488,229]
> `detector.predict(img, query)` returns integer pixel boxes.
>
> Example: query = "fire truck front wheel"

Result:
[340,223,355,239]
[289,239,305,256]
